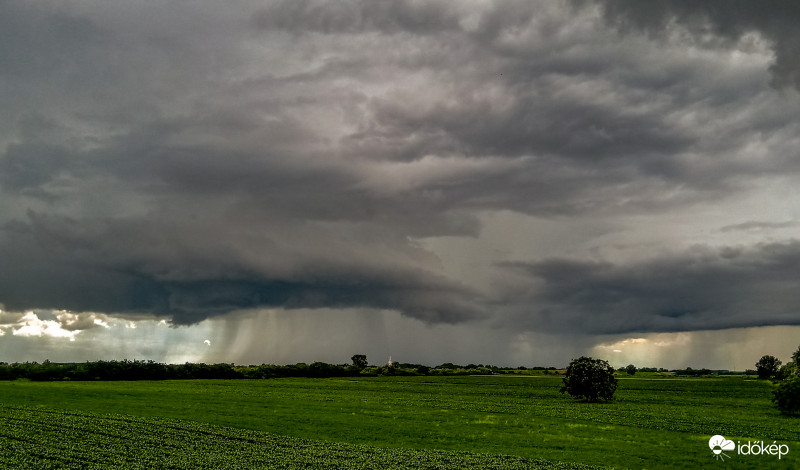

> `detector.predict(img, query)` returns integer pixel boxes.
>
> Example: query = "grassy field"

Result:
[0,375,797,469]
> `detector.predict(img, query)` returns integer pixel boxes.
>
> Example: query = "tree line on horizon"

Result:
[0,359,533,381]
[0,354,779,382]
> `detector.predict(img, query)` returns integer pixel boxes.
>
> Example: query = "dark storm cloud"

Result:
[1,1,799,334]
[0,210,481,324]
[0,1,106,78]
[306,1,799,211]
[720,220,799,233]
[253,0,462,34]
[502,241,800,334]
[587,0,800,90]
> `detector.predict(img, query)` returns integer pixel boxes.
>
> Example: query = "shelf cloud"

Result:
[1,0,799,365]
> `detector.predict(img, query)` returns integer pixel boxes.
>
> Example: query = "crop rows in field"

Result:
[0,406,605,469]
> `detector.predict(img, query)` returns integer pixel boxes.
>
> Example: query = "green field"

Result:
[0,407,600,469]
[0,376,797,469]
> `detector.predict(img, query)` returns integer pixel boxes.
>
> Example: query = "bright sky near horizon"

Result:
[1,1,800,369]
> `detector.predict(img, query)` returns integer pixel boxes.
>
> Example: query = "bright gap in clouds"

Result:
[593,326,800,370]
[12,312,78,342]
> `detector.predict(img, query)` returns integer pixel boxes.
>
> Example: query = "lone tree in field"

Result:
[561,356,618,402]
[625,364,637,375]
[755,355,782,379]
[351,354,368,369]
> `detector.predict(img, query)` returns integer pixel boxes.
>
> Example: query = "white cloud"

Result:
[13,312,77,342]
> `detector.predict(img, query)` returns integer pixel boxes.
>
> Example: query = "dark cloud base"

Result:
[504,241,800,334]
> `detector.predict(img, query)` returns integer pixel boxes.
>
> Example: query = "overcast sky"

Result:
[1,0,799,369]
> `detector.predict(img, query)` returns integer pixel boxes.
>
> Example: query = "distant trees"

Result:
[351,354,368,369]
[560,356,617,402]
[625,364,637,375]
[674,367,713,376]
[17,356,799,385]
[0,359,538,382]
[0,360,239,381]
[755,355,782,379]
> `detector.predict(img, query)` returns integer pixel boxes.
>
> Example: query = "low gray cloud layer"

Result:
[502,241,800,334]
[1,1,799,346]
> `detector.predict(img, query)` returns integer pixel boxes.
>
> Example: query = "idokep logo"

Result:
[708,434,790,462]
[709,435,735,461]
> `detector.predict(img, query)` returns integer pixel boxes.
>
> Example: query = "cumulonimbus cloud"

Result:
[1,1,799,337]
